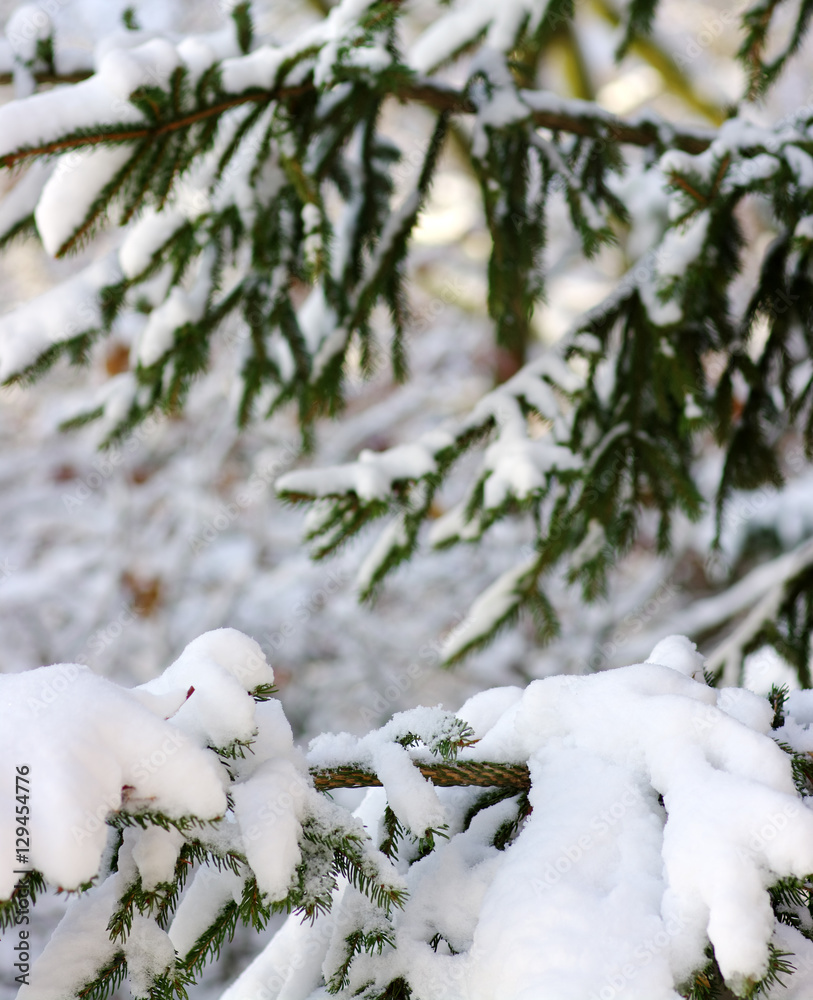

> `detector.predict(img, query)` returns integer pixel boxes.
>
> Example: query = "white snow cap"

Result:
[0,664,227,897]
[646,634,706,680]
[0,628,273,898]
[135,628,274,748]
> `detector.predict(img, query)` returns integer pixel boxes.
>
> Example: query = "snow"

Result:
[124,915,175,996]
[210,640,813,1000]
[220,45,288,93]
[35,145,134,257]
[0,255,122,381]
[408,0,550,74]
[231,757,309,900]
[569,518,606,572]
[298,285,338,357]
[217,898,335,1000]
[783,144,813,188]
[795,215,813,240]
[483,432,580,509]
[0,41,173,163]
[441,556,538,662]
[0,161,52,241]
[460,652,813,996]
[638,274,682,326]
[278,434,449,501]
[169,866,246,961]
[356,515,408,595]
[0,661,227,898]
[645,634,705,680]
[369,741,445,836]
[135,627,275,748]
[136,248,215,368]
[130,825,184,891]
[2,5,813,995]
[656,210,709,279]
[16,875,121,1000]
[119,208,187,279]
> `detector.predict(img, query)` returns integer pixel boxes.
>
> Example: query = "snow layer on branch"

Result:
[220,0,379,93]
[18,823,176,997]
[299,285,339,357]
[0,664,226,898]
[119,208,187,279]
[308,706,463,834]
[278,430,452,501]
[482,394,581,509]
[124,915,176,997]
[646,634,706,680]
[130,825,185,891]
[231,758,309,899]
[134,627,274,748]
[247,642,813,1000]
[371,741,446,835]
[34,145,134,256]
[0,255,121,381]
[355,514,408,594]
[441,556,538,661]
[229,698,313,903]
[218,896,335,1000]
[136,247,215,367]
[463,650,813,995]
[656,210,710,280]
[0,40,177,161]
[169,866,246,961]
[16,872,122,1000]
[460,349,582,433]
[408,0,550,74]
[0,160,52,240]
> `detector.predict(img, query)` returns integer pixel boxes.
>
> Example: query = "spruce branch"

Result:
[310,761,531,792]
[0,76,712,175]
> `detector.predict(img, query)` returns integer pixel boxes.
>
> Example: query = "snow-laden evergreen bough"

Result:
[2,0,813,682]
[4,629,813,999]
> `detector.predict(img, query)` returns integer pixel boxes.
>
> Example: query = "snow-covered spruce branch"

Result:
[0,2,809,461]
[5,631,813,999]
[0,73,714,174]
[276,94,813,665]
[0,0,747,441]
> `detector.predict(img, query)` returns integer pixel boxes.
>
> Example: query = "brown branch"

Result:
[0,65,714,172]
[667,171,708,204]
[311,761,531,792]
[0,69,93,87]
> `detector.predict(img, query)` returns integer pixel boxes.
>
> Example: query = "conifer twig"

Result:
[311,761,531,792]
[0,74,713,171]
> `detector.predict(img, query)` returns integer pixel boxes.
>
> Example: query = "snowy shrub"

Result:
[4,630,813,998]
